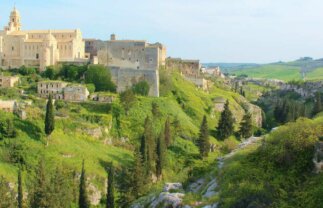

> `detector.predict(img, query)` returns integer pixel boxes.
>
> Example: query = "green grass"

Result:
[233,64,301,81]
[306,67,323,81]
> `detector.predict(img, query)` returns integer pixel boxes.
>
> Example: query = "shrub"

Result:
[132,81,150,96]
[85,65,116,92]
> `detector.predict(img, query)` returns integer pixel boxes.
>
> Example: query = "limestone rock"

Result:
[163,183,183,192]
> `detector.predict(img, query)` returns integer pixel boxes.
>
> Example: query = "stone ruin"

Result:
[314,142,323,173]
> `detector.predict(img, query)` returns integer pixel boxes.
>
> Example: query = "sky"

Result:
[2,0,323,63]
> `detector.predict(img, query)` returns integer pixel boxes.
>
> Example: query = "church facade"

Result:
[0,7,87,71]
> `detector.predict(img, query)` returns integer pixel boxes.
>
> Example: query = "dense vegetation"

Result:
[219,116,323,208]
[0,65,262,207]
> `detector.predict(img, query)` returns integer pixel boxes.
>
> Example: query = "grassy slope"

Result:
[218,115,323,208]
[233,64,301,81]
[0,70,252,201]
[307,67,323,80]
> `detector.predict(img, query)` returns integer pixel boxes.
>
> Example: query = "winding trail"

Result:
[186,136,263,208]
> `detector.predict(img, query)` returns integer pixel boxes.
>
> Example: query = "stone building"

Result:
[0,100,17,112]
[64,84,89,102]
[166,57,209,90]
[89,93,116,103]
[38,81,67,99]
[0,7,87,71]
[0,74,19,87]
[85,34,166,97]
[166,58,201,77]
[37,81,89,102]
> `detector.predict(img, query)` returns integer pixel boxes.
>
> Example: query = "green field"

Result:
[233,64,302,81]
[307,67,323,80]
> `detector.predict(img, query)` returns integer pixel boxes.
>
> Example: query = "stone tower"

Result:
[6,6,22,32]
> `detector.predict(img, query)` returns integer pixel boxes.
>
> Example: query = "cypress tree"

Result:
[31,159,49,208]
[156,133,166,179]
[164,117,171,148]
[132,149,146,198]
[18,168,23,208]
[217,100,234,140]
[79,160,90,208]
[313,92,322,116]
[198,115,210,157]
[140,116,155,175]
[5,119,16,138]
[45,94,55,136]
[152,102,161,118]
[106,163,115,208]
[239,113,253,139]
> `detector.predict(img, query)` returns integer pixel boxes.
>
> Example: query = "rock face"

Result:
[163,183,183,192]
[314,142,323,173]
[150,192,185,208]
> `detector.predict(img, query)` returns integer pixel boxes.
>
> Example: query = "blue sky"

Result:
[2,0,323,63]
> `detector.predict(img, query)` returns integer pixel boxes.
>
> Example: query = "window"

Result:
[36,53,39,59]
[12,46,14,51]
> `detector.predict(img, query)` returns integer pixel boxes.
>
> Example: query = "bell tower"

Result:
[6,6,22,31]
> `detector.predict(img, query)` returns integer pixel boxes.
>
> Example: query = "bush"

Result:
[18,66,37,75]
[85,65,116,92]
[132,81,150,96]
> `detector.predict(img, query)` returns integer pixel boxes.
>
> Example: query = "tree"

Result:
[5,118,16,138]
[50,166,74,207]
[197,115,210,157]
[239,113,253,139]
[151,102,161,118]
[164,117,172,147]
[18,169,23,208]
[106,164,115,208]
[45,94,55,136]
[112,104,122,137]
[30,159,49,208]
[43,66,56,80]
[156,133,166,179]
[217,100,234,140]
[132,81,150,96]
[140,116,155,175]
[79,160,90,208]
[120,89,136,115]
[313,92,322,116]
[85,65,116,92]
[132,149,146,198]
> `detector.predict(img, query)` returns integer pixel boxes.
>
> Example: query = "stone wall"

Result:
[111,68,159,97]
[0,74,19,87]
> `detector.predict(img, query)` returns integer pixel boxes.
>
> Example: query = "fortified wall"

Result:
[85,34,166,97]
[166,57,209,90]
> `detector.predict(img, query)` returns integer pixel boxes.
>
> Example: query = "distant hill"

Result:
[203,63,259,73]
[207,58,323,81]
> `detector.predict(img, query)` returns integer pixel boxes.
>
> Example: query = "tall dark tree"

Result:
[132,149,146,198]
[313,92,322,116]
[239,113,253,139]
[31,159,49,208]
[50,166,74,207]
[152,102,161,118]
[120,89,136,115]
[5,118,16,138]
[79,160,90,208]
[156,133,166,179]
[45,94,55,136]
[140,116,155,175]
[164,117,172,147]
[197,115,210,157]
[106,163,115,208]
[217,100,234,140]
[18,169,23,208]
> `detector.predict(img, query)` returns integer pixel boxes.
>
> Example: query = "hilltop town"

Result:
[0,6,322,208]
